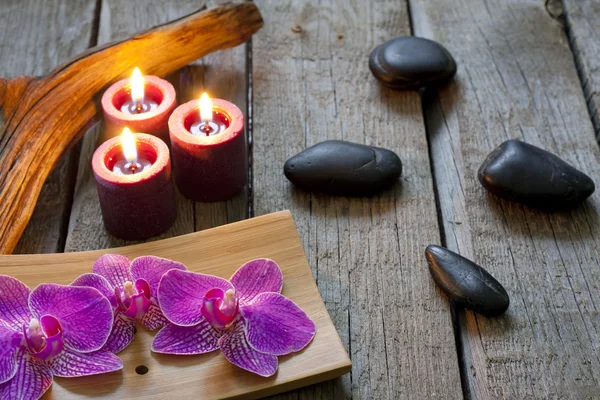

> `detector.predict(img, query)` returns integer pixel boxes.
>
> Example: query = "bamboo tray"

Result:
[0,210,351,399]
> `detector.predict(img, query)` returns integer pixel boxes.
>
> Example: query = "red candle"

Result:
[169,93,246,202]
[102,68,176,142]
[92,128,176,240]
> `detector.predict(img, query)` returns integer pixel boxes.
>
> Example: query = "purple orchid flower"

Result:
[0,276,120,400]
[71,254,187,354]
[152,259,316,377]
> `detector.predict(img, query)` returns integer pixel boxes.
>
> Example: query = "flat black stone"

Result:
[478,140,595,210]
[283,140,402,196]
[425,245,509,317]
[369,36,457,90]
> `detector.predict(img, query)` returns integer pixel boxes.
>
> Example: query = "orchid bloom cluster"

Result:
[0,255,315,399]
[153,259,316,376]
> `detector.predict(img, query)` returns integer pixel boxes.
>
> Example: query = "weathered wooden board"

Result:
[252,1,463,398]
[0,0,98,253]
[563,0,600,141]
[64,0,249,252]
[0,211,351,399]
[412,0,600,397]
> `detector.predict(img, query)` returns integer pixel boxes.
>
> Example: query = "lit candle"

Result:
[169,93,246,202]
[189,93,229,136]
[112,128,152,175]
[92,128,177,240]
[102,68,176,142]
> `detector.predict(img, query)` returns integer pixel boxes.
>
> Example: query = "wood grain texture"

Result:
[65,0,248,252]
[252,1,462,398]
[0,2,262,254]
[562,0,600,141]
[0,211,351,400]
[412,0,600,397]
[0,0,97,254]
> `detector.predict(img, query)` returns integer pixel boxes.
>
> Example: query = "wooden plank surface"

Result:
[0,0,98,253]
[252,1,463,398]
[0,211,351,400]
[64,0,248,252]
[411,0,600,397]
[563,0,600,141]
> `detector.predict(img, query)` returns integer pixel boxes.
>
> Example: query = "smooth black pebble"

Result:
[283,140,402,196]
[478,140,595,210]
[369,36,457,90]
[425,245,509,317]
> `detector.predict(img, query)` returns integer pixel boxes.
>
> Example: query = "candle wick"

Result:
[135,102,144,114]
[201,121,213,135]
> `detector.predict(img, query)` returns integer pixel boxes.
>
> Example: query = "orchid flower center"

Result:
[23,315,64,360]
[115,278,152,319]
[201,288,239,329]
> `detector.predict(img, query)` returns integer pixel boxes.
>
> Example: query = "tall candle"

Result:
[92,129,176,240]
[102,68,176,143]
[169,93,246,202]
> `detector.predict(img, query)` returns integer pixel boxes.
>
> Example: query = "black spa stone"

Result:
[478,140,595,210]
[425,245,509,317]
[369,36,457,90]
[283,140,402,196]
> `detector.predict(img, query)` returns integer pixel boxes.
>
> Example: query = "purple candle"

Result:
[92,129,176,240]
[168,93,246,201]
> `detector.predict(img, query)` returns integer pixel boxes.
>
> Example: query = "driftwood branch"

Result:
[0,2,263,254]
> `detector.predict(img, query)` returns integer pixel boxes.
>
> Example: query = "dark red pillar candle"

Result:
[169,98,246,202]
[92,133,176,240]
[102,75,176,142]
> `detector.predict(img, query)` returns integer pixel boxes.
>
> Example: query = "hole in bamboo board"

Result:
[135,365,149,375]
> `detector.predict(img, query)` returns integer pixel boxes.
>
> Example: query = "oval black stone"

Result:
[425,245,509,317]
[283,140,402,196]
[369,36,457,90]
[478,140,595,210]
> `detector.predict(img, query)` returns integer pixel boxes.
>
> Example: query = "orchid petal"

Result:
[140,302,169,331]
[0,275,32,331]
[0,321,22,384]
[130,256,186,303]
[241,292,315,356]
[152,319,221,355]
[29,284,113,353]
[48,348,122,377]
[230,259,283,304]
[0,349,52,400]
[92,254,131,289]
[71,273,117,308]
[218,319,277,377]
[158,270,233,326]
[102,310,135,354]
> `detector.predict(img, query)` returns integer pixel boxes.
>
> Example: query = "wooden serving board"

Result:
[0,211,351,399]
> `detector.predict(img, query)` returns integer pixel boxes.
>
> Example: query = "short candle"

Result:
[92,128,177,240]
[102,67,176,142]
[169,93,246,202]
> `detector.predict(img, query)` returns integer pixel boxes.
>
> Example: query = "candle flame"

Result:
[131,67,144,103]
[121,127,137,163]
[200,92,213,122]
